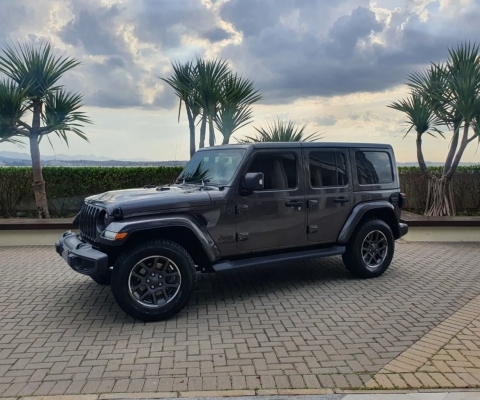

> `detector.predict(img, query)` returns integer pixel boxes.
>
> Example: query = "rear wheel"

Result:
[111,240,196,321]
[342,219,394,278]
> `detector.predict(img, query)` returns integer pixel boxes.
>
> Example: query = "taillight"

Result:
[399,192,407,209]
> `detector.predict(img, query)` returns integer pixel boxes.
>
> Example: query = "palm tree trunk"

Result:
[416,133,432,179]
[208,116,215,147]
[199,115,206,149]
[445,123,470,180]
[443,121,460,174]
[186,107,196,158]
[221,128,232,144]
[30,100,50,218]
[425,177,455,216]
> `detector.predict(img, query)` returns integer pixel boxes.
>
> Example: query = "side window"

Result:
[248,153,297,190]
[355,151,393,185]
[309,151,349,187]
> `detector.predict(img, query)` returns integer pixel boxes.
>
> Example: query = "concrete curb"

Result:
[8,387,480,399]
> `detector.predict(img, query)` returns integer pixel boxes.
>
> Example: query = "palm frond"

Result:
[41,89,92,145]
[237,117,322,143]
[214,73,262,143]
[388,91,443,137]
[160,60,201,121]
[0,41,80,99]
[0,79,29,136]
[194,57,230,118]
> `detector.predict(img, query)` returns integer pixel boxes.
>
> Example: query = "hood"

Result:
[85,185,214,217]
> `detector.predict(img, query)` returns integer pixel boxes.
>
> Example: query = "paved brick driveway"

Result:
[0,242,479,397]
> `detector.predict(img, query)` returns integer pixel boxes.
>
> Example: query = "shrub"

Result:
[0,166,183,217]
[1,165,479,217]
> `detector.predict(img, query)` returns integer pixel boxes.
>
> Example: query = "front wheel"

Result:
[342,219,394,278]
[111,240,196,321]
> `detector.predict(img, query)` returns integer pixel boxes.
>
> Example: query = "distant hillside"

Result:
[0,151,186,167]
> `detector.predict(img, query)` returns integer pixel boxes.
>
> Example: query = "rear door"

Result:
[305,148,354,243]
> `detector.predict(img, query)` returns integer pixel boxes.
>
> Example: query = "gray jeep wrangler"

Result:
[56,142,408,321]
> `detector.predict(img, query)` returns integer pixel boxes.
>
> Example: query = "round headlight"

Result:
[97,210,108,232]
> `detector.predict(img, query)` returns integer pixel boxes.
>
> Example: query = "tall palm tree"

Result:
[160,61,201,158]
[195,57,230,148]
[214,73,262,144]
[389,42,480,216]
[237,117,321,143]
[0,42,91,218]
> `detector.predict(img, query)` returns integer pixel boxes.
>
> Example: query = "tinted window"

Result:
[248,153,297,190]
[355,151,393,185]
[309,151,349,187]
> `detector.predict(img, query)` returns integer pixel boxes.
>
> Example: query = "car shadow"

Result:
[63,255,370,324]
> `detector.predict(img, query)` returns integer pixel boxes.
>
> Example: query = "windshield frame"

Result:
[176,148,247,186]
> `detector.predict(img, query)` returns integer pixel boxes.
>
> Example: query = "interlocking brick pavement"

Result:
[368,294,480,389]
[0,242,479,397]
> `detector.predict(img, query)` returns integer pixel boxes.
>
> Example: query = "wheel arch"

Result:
[105,215,221,271]
[337,201,400,244]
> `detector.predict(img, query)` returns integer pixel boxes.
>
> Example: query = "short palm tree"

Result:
[0,42,91,218]
[160,61,201,158]
[214,73,262,144]
[237,117,321,143]
[389,42,480,216]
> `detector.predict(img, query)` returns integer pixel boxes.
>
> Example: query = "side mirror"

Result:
[244,172,264,191]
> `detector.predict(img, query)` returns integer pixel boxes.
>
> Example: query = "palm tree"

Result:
[214,73,262,144]
[237,117,322,143]
[389,42,480,216]
[195,57,230,148]
[160,61,201,158]
[0,42,91,218]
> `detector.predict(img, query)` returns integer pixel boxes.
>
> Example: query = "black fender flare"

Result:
[100,215,221,262]
[337,201,397,244]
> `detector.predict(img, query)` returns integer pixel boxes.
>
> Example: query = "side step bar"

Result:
[212,246,346,273]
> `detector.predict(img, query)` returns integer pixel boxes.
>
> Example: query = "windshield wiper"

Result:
[176,178,211,185]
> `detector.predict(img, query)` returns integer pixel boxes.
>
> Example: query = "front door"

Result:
[235,149,306,252]
[305,148,354,243]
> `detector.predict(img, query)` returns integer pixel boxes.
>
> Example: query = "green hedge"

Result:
[0,167,183,217]
[1,165,479,217]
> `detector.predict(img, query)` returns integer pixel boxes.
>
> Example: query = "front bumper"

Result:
[398,222,409,238]
[55,231,109,276]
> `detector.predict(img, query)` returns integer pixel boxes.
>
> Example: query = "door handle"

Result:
[333,196,350,204]
[285,200,303,209]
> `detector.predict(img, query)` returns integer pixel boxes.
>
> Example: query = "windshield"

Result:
[177,149,246,185]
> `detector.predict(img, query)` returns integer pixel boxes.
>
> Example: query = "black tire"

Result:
[90,271,111,285]
[111,240,196,321]
[342,219,395,278]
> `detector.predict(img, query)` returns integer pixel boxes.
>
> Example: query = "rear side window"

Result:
[309,151,349,187]
[355,151,393,185]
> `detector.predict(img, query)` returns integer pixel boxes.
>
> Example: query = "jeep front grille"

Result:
[79,204,101,242]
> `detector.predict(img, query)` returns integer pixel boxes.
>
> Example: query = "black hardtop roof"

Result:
[196,142,393,151]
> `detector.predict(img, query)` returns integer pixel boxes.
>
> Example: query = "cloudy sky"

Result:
[1,0,480,162]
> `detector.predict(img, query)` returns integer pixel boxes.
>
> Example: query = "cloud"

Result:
[219,0,480,103]
[59,4,123,56]
[314,115,337,126]
[134,0,218,49]
[202,28,231,43]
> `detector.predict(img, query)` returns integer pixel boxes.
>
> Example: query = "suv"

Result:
[56,143,408,321]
